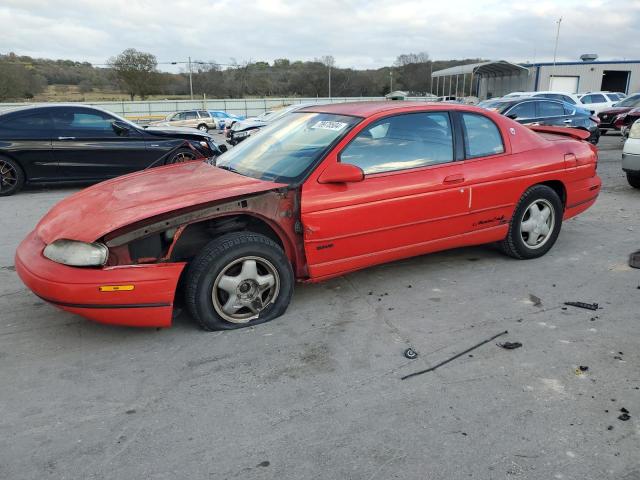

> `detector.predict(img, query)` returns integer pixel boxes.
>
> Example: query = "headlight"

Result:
[629,120,640,139]
[43,239,108,266]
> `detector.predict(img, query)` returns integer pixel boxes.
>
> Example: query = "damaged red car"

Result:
[16,102,601,330]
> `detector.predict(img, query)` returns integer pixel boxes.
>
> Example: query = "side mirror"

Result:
[112,121,130,136]
[506,113,518,120]
[217,144,228,154]
[318,162,364,184]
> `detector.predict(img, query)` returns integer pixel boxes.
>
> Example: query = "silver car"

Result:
[149,110,217,132]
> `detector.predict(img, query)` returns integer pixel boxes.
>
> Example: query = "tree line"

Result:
[0,49,482,101]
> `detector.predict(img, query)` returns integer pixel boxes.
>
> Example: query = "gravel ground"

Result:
[0,133,638,480]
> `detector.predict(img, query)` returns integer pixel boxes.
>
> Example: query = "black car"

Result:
[0,104,225,196]
[479,97,600,145]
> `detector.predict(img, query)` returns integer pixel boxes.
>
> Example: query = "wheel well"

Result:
[170,214,284,262]
[537,180,566,207]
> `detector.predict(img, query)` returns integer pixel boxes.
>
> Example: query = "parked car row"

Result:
[479,96,601,144]
[148,109,245,132]
[0,104,226,196]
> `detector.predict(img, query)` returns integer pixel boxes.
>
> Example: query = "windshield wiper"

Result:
[216,164,239,174]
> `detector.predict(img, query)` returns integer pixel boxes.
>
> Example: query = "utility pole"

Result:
[389,69,393,93]
[328,63,331,98]
[550,17,562,89]
[188,56,194,100]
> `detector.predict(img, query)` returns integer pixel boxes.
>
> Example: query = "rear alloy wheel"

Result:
[627,172,640,189]
[0,156,25,196]
[166,148,197,164]
[500,185,563,259]
[184,232,294,330]
[197,124,209,132]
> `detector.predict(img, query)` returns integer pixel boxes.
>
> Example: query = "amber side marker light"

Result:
[99,285,135,292]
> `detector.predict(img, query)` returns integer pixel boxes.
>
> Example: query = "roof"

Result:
[298,101,476,117]
[523,60,640,67]
[432,60,529,77]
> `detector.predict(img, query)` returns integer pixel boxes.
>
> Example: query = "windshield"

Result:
[215,112,360,183]
[615,94,640,107]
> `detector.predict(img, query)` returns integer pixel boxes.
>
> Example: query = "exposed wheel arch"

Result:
[536,180,566,208]
[171,214,290,264]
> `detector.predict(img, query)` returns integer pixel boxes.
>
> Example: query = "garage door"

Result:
[549,76,579,93]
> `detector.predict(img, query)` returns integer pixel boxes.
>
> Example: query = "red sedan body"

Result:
[16,102,601,328]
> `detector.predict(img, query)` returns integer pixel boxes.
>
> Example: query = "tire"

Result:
[500,185,563,259]
[166,148,197,165]
[184,232,294,331]
[599,129,607,136]
[627,172,640,189]
[0,156,25,196]
[197,124,209,132]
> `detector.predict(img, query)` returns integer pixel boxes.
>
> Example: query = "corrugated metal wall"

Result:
[0,96,437,121]
[478,62,640,98]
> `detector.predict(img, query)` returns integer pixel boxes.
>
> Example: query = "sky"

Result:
[1,0,639,71]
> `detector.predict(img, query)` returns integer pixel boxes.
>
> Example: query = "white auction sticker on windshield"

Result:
[311,121,348,131]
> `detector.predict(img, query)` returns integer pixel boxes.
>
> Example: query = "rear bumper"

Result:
[564,175,601,220]
[15,231,186,328]
[622,147,640,173]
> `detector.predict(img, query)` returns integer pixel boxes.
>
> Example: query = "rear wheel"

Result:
[500,185,563,259]
[184,232,294,330]
[627,172,640,189]
[166,148,197,164]
[0,156,25,196]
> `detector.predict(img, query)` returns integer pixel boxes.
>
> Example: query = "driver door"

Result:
[51,107,152,180]
[301,111,470,279]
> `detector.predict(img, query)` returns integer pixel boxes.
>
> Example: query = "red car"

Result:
[16,102,601,330]
[597,93,640,133]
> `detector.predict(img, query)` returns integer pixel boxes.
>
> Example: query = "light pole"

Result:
[389,69,393,93]
[328,63,331,98]
[550,17,562,89]
[171,58,197,99]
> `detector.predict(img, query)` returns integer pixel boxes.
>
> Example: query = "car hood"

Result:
[35,161,284,244]
[598,106,632,116]
[144,126,216,140]
[231,118,268,131]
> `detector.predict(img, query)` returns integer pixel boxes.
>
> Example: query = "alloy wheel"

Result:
[211,256,280,323]
[519,199,555,249]
[0,160,18,193]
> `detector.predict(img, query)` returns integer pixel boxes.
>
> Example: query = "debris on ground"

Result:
[529,294,542,307]
[401,330,508,380]
[498,341,523,350]
[618,412,631,421]
[629,250,640,269]
[404,348,418,360]
[564,301,599,311]
[607,425,614,430]
[579,365,589,372]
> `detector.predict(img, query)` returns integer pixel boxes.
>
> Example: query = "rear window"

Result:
[461,113,504,158]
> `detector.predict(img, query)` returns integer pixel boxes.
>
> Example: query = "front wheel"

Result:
[627,172,640,189]
[500,185,563,259]
[184,232,294,330]
[197,124,209,132]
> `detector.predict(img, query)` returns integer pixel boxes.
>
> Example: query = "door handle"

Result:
[57,136,76,140]
[563,119,572,123]
[443,174,465,184]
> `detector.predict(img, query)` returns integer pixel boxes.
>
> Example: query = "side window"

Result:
[537,101,565,118]
[52,108,118,134]
[591,94,606,103]
[184,111,198,120]
[340,112,454,174]
[506,102,535,119]
[563,104,576,115]
[0,111,52,138]
[606,94,619,102]
[461,113,504,158]
[580,95,593,104]
[197,110,209,118]
[561,95,576,105]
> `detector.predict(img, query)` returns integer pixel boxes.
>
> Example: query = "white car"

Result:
[503,91,584,106]
[578,92,624,114]
[622,119,640,188]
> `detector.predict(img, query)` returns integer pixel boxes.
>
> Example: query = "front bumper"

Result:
[622,152,640,173]
[15,231,186,328]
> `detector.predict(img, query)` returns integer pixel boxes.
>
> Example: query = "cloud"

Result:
[1,0,638,69]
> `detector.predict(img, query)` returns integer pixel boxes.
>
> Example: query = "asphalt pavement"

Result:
[0,133,638,480]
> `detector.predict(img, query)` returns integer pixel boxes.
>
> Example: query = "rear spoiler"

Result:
[527,125,591,141]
